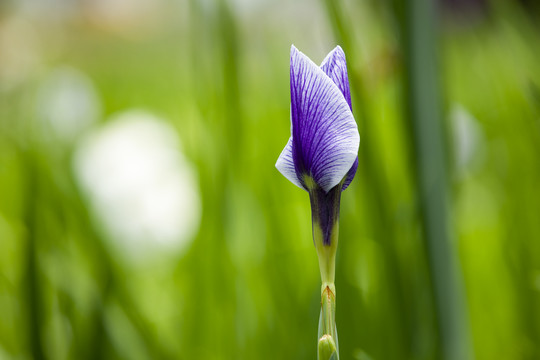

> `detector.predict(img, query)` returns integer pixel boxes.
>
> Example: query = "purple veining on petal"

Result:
[288,45,359,192]
[321,46,358,191]
[320,46,352,111]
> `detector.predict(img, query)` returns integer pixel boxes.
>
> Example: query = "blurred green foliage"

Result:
[1,0,540,359]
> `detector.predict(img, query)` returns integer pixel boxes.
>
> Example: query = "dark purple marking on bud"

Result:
[309,183,342,246]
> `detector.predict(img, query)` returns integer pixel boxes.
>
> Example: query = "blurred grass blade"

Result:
[22,152,45,360]
[402,0,472,359]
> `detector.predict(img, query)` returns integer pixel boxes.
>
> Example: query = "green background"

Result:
[1,0,540,359]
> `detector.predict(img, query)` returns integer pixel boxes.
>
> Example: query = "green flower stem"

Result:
[307,176,343,360]
[313,222,339,360]
[313,222,338,285]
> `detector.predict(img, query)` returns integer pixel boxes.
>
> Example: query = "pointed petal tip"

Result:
[290,44,301,58]
[331,45,345,55]
[290,45,312,65]
[320,45,352,110]
[321,45,347,67]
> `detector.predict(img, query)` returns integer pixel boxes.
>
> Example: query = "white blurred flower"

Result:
[36,66,101,141]
[73,110,201,262]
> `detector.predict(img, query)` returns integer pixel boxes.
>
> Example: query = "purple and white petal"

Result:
[320,46,352,110]
[290,45,359,192]
[341,157,358,191]
[275,137,305,190]
[321,46,358,191]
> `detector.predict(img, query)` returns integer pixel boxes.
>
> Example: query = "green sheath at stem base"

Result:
[317,284,338,360]
[314,223,339,360]
[318,334,338,360]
